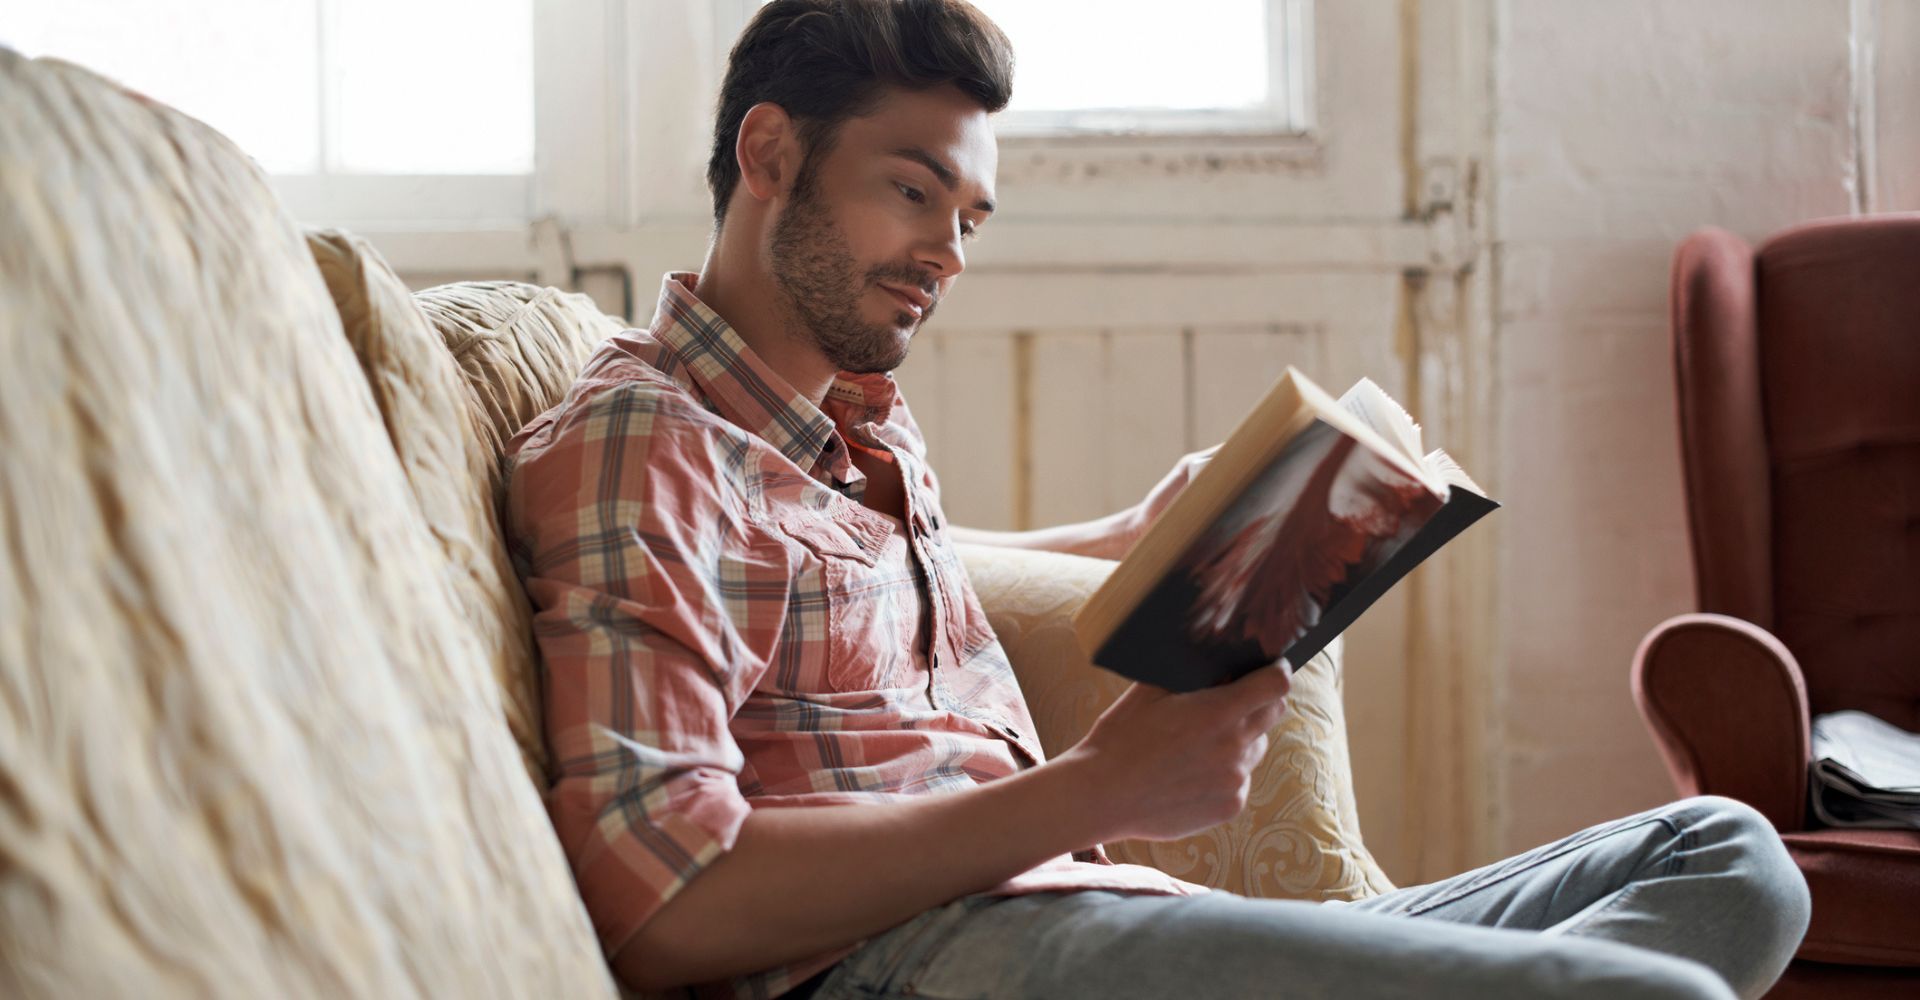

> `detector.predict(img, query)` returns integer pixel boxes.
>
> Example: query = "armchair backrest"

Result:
[1672,216,1920,731]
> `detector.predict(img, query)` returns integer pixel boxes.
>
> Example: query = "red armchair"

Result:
[1632,216,1920,999]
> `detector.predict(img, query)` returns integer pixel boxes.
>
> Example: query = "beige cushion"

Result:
[301,267,621,786]
[402,280,621,777]
[0,50,613,998]
[957,543,1395,901]
[305,234,562,786]
[410,281,625,506]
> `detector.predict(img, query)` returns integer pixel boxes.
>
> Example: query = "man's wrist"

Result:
[948,507,1140,562]
[1106,504,1147,560]
[1030,745,1122,849]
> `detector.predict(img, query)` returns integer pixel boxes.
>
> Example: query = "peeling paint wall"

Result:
[1488,0,1911,854]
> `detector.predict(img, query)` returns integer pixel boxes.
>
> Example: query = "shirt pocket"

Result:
[776,505,913,694]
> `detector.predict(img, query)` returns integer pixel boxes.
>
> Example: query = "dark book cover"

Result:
[1091,418,1497,693]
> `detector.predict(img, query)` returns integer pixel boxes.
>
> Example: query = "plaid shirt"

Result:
[506,273,1202,999]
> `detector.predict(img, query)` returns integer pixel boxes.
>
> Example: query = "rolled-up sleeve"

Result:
[505,381,784,958]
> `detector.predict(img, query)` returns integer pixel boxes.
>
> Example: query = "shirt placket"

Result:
[841,431,950,707]
[898,450,953,709]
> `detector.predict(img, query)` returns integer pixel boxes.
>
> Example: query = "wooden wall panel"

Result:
[1027,330,1110,527]
[896,329,1020,530]
[1188,324,1325,445]
[1102,330,1190,517]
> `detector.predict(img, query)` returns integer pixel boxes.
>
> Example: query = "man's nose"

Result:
[916,217,966,279]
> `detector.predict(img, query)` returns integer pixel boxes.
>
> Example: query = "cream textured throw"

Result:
[0,50,615,998]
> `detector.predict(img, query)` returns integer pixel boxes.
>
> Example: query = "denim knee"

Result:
[1677,795,1812,954]
[1612,951,1740,1000]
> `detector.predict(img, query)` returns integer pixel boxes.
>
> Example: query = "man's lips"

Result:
[880,283,932,317]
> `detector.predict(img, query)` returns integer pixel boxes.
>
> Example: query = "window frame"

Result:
[282,0,538,227]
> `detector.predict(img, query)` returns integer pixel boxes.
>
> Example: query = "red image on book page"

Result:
[1182,421,1441,659]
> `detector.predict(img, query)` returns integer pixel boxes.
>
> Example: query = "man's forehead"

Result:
[841,87,998,194]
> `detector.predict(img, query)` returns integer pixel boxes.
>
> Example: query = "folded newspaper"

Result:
[1809,710,1920,829]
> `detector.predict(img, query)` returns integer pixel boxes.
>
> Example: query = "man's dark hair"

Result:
[707,0,1014,226]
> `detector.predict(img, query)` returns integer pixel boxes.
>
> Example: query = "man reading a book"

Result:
[503,2,1810,997]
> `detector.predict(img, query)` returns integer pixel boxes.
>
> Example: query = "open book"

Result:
[1073,368,1497,692]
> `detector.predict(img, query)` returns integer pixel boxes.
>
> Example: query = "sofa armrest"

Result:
[1631,613,1811,830]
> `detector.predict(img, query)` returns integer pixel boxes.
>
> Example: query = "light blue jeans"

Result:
[807,795,1811,999]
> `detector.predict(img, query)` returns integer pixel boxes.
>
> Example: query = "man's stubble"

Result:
[768,169,937,375]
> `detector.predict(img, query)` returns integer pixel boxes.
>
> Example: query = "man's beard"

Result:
[768,179,937,375]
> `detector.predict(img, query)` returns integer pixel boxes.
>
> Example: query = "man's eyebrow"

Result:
[888,146,995,214]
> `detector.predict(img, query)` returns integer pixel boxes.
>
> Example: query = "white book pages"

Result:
[1338,378,1424,467]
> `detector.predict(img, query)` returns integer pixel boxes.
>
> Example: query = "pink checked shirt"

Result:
[505,273,1202,999]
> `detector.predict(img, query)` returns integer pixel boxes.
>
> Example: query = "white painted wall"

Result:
[1494,0,1806,854]
[1486,0,1917,857]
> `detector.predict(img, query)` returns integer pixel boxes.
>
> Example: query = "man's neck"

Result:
[694,244,838,410]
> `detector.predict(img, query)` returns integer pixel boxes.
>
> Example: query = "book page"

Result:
[1339,378,1424,466]
[1425,447,1489,497]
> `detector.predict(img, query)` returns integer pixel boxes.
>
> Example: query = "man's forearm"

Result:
[615,750,1113,990]
[947,507,1139,561]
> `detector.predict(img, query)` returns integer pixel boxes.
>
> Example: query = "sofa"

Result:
[0,49,1391,996]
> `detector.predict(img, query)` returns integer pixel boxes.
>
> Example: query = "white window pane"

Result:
[331,0,533,174]
[969,0,1269,112]
[3,1,320,174]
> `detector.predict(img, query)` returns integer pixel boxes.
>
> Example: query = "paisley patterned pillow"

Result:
[955,542,1395,901]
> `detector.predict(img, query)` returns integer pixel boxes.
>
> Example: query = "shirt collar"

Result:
[648,272,899,481]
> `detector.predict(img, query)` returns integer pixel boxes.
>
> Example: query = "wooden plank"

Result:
[1187,324,1323,447]
[891,328,947,473]
[927,330,1018,530]
[1027,330,1109,527]
[1102,329,1189,516]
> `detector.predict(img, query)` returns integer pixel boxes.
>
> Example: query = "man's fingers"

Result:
[1198,661,1292,717]
[1251,697,1291,733]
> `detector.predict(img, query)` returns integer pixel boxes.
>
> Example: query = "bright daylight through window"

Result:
[3,0,533,176]
[911,0,1308,136]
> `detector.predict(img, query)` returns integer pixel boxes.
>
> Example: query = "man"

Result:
[504,2,1812,997]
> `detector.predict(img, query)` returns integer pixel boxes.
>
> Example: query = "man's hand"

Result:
[1122,443,1223,554]
[1057,663,1293,843]
[613,664,1290,989]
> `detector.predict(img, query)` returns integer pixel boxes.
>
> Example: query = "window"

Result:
[976,0,1312,138]
[5,0,534,223]
[739,0,1314,139]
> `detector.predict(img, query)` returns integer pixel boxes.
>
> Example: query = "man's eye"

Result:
[960,223,979,241]
[896,183,925,204]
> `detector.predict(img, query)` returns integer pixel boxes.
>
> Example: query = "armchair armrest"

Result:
[1630,613,1811,831]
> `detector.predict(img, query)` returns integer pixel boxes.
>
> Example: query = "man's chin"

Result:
[833,337,913,375]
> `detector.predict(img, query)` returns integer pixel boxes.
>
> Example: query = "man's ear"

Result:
[735,102,803,204]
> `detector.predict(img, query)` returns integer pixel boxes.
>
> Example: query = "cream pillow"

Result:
[305,232,557,786]
[411,280,626,507]
[956,543,1395,901]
